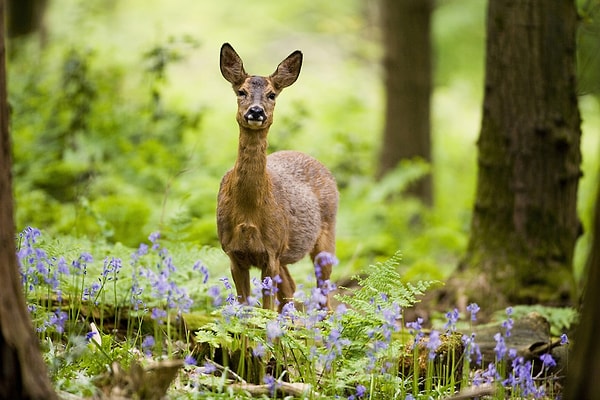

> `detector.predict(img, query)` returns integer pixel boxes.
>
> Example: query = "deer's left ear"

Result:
[270,50,302,90]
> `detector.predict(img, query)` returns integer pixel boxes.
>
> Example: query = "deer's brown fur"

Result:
[216,43,338,311]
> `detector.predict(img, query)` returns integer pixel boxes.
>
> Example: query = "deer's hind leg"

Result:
[310,222,337,310]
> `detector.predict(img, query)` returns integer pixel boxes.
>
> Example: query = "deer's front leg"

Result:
[230,259,250,305]
[277,264,296,312]
[261,258,281,311]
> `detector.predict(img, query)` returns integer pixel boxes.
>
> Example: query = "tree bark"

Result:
[564,176,600,398]
[378,0,433,205]
[0,0,57,398]
[450,0,581,311]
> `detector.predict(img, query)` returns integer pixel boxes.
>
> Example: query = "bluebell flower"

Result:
[511,355,525,371]
[149,232,161,250]
[280,301,297,319]
[142,335,155,355]
[49,310,68,334]
[55,288,63,303]
[314,251,338,269]
[263,374,277,397]
[252,342,266,357]
[45,271,60,291]
[381,361,393,374]
[382,303,401,326]
[494,332,507,359]
[501,307,514,337]
[336,303,348,315]
[151,307,167,322]
[102,257,122,281]
[82,281,102,303]
[406,318,424,350]
[481,362,498,384]
[194,261,209,284]
[86,322,102,349]
[57,257,69,275]
[427,330,442,360]
[372,339,389,352]
[220,277,232,290]
[406,317,423,333]
[164,256,177,273]
[225,292,237,305]
[355,384,367,398]
[35,255,49,277]
[262,276,278,296]
[208,285,222,306]
[266,320,283,342]
[314,251,338,282]
[136,243,149,258]
[462,333,482,365]
[504,357,541,397]
[310,286,328,309]
[130,281,144,311]
[184,354,197,366]
[246,295,259,307]
[444,308,459,332]
[320,280,336,296]
[326,325,350,355]
[72,253,93,273]
[21,226,41,243]
[466,303,480,322]
[202,361,216,374]
[560,333,569,345]
[540,353,556,368]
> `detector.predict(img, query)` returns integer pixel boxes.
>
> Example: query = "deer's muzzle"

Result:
[244,106,266,126]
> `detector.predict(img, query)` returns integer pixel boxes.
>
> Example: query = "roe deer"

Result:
[216,43,338,311]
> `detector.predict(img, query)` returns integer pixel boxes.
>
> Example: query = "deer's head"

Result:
[220,43,302,130]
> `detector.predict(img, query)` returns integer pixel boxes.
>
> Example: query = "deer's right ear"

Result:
[220,43,247,86]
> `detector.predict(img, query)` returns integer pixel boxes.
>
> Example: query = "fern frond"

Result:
[336,251,439,315]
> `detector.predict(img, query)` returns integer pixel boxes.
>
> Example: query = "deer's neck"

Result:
[233,127,272,207]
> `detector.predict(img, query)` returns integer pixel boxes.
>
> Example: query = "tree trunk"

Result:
[450,0,581,311]
[0,0,57,398]
[6,0,48,38]
[564,176,600,398]
[378,0,433,205]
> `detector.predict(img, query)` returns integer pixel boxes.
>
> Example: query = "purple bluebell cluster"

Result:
[137,232,194,320]
[17,227,92,334]
[17,227,203,347]
[477,306,564,398]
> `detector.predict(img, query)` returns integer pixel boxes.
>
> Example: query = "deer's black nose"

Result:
[244,106,266,123]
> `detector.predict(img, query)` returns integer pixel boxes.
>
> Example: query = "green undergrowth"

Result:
[17,227,572,399]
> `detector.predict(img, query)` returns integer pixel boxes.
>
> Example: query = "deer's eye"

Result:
[237,90,247,98]
[267,92,276,101]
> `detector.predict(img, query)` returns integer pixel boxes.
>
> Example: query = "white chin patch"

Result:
[247,120,264,127]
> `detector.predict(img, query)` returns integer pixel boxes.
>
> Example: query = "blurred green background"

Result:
[8,0,600,284]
